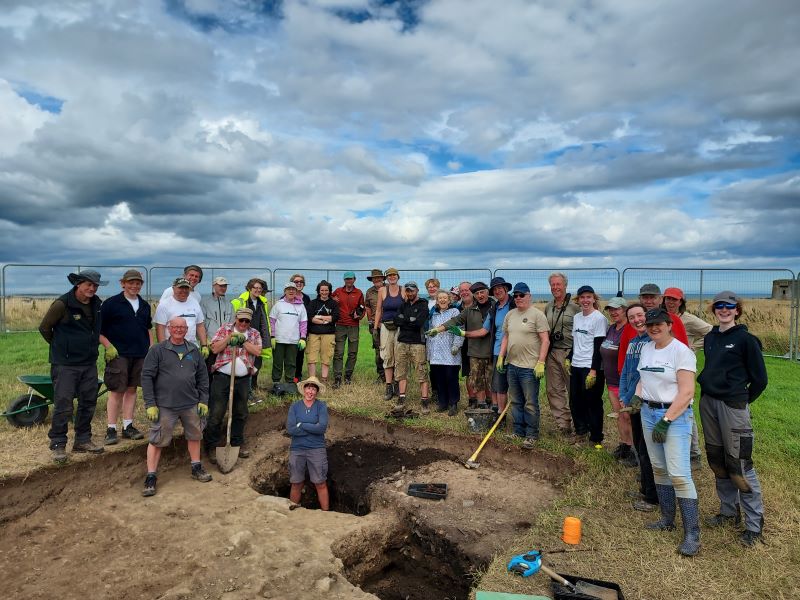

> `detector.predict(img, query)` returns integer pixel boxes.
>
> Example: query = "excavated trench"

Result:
[0,408,575,600]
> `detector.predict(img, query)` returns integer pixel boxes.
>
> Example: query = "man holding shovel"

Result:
[203,307,262,462]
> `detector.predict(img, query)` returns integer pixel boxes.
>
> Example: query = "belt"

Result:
[216,372,250,379]
[645,400,672,409]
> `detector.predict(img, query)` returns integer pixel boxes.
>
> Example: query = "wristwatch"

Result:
[662,416,672,424]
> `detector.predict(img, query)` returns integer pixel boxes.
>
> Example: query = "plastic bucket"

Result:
[465,408,496,433]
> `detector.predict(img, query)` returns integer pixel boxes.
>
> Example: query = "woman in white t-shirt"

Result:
[568,285,608,446]
[634,307,699,557]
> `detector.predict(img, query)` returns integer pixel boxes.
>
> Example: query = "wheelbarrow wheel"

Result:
[6,394,49,428]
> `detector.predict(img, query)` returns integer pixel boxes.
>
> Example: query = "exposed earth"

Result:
[1,408,574,600]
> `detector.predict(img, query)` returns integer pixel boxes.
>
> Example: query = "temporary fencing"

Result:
[492,268,621,302]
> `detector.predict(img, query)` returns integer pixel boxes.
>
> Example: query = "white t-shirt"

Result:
[126,296,140,313]
[637,339,697,404]
[571,310,608,368]
[160,286,201,304]
[268,299,308,344]
[154,295,205,343]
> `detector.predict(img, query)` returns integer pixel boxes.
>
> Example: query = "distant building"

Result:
[771,279,793,299]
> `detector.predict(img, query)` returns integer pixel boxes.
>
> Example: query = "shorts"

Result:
[380,324,399,368]
[103,356,144,392]
[467,357,492,392]
[289,447,328,484]
[394,342,428,383]
[307,334,335,365]
[148,406,204,447]
[491,354,509,393]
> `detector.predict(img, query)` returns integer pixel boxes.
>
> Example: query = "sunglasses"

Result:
[713,302,737,310]
[293,280,304,285]
[512,293,527,298]
[237,318,251,323]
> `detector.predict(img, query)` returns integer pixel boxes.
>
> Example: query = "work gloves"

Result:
[652,418,671,443]
[146,407,159,422]
[534,361,545,379]
[260,347,272,360]
[228,332,246,347]
[104,344,119,363]
[297,339,306,351]
[197,403,209,417]
[425,328,439,337]
[585,372,596,389]
[564,358,571,375]
[495,356,506,374]
[271,338,277,350]
[200,346,210,359]
[448,326,466,337]
[451,344,460,356]
[629,394,643,414]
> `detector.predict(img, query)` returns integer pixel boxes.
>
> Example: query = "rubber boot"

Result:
[646,484,677,531]
[677,497,702,556]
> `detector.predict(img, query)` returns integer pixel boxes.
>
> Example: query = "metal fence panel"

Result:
[622,268,796,358]
[492,268,621,303]
[148,266,272,303]
[1,263,147,332]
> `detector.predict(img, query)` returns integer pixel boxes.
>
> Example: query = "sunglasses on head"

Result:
[713,302,737,310]
[237,318,251,323]
[512,293,526,298]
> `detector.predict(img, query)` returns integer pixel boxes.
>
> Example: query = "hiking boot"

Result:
[612,443,628,459]
[209,453,218,465]
[619,452,639,468]
[704,512,742,528]
[122,423,144,440]
[522,437,537,450]
[420,399,430,415]
[476,401,488,410]
[740,529,763,547]
[344,377,353,385]
[73,441,104,454]
[434,405,448,413]
[690,455,702,471]
[142,474,157,497]
[646,484,677,531]
[104,427,119,446]
[633,499,659,512]
[52,446,68,464]
[447,405,458,417]
[191,463,213,482]
[332,377,342,390]
[468,397,478,409]
[383,383,394,401]
[238,448,251,459]
[375,375,385,384]
[626,490,644,499]
[677,497,701,556]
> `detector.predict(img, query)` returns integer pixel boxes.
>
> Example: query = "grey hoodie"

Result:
[141,339,209,410]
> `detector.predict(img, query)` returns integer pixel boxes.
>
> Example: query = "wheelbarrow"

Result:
[3,375,108,428]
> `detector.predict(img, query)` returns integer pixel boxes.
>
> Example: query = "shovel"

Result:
[539,564,619,600]
[464,403,511,469]
[216,347,240,473]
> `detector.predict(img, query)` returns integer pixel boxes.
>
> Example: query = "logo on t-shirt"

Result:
[575,328,589,335]
[640,366,665,372]
[725,344,735,349]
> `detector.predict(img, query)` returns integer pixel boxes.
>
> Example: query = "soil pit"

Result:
[0,409,573,600]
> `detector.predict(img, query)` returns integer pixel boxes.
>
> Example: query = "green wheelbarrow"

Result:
[3,375,108,428]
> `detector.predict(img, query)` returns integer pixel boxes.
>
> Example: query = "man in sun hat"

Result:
[99,269,153,446]
[39,269,108,462]
[332,271,365,387]
[203,306,262,462]
[364,268,386,383]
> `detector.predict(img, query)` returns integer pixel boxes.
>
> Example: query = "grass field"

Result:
[1,326,799,599]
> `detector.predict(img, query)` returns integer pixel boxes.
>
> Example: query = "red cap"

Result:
[663,287,684,300]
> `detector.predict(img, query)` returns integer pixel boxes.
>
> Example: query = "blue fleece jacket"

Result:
[286,399,329,450]
[619,332,650,406]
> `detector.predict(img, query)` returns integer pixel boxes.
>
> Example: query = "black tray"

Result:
[407,483,448,500]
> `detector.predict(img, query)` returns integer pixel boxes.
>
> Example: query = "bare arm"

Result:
[537,331,550,363]
[664,370,695,420]
[156,324,167,343]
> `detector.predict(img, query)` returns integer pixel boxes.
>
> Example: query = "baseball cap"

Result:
[213,276,229,285]
[712,290,741,304]
[235,307,253,320]
[639,283,661,296]
[173,277,192,288]
[576,285,595,296]
[605,296,628,310]
[284,281,299,290]
[404,281,419,290]
[343,271,356,279]
[663,287,683,300]
[644,307,672,324]
[512,282,530,295]
[121,269,144,282]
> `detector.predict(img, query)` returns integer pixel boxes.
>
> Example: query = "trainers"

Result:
[740,529,763,547]
[704,513,741,528]
[73,441,104,454]
[191,464,213,482]
[447,405,458,417]
[632,499,659,512]
[142,474,157,497]
[522,437,537,449]
[122,424,144,440]
[104,427,119,446]
[626,490,644,499]
[52,446,68,463]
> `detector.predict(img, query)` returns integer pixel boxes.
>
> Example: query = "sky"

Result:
[1,0,799,281]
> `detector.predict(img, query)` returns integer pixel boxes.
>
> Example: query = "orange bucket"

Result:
[562,516,582,545]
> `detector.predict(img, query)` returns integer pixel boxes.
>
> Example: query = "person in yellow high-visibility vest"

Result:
[231,278,272,398]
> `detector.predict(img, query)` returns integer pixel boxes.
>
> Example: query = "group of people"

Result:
[38,266,769,551]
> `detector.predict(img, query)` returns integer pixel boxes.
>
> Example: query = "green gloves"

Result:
[448,326,466,337]
[585,372,596,389]
[564,358,571,375]
[534,361,545,379]
[228,332,246,347]
[652,418,671,443]
[495,355,506,374]
[146,406,159,422]
[197,403,209,417]
[425,328,439,337]
[260,347,272,360]
[104,344,119,363]
[271,338,277,350]
[297,339,306,351]
[629,394,643,413]
[200,345,210,359]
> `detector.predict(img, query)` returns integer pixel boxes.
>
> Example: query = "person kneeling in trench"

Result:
[140,317,213,497]
[286,377,330,510]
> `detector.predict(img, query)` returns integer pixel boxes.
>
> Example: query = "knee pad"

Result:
[706,444,728,479]
[725,453,752,493]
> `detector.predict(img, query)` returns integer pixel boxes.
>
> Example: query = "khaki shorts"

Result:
[103,356,144,392]
[468,357,493,392]
[148,406,204,447]
[395,342,428,383]
[380,324,399,368]
[307,334,335,365]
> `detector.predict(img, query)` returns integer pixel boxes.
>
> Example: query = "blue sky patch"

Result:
[17,89,63,114]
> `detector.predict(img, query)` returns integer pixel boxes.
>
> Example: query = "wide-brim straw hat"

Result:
[297,376,326,396]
